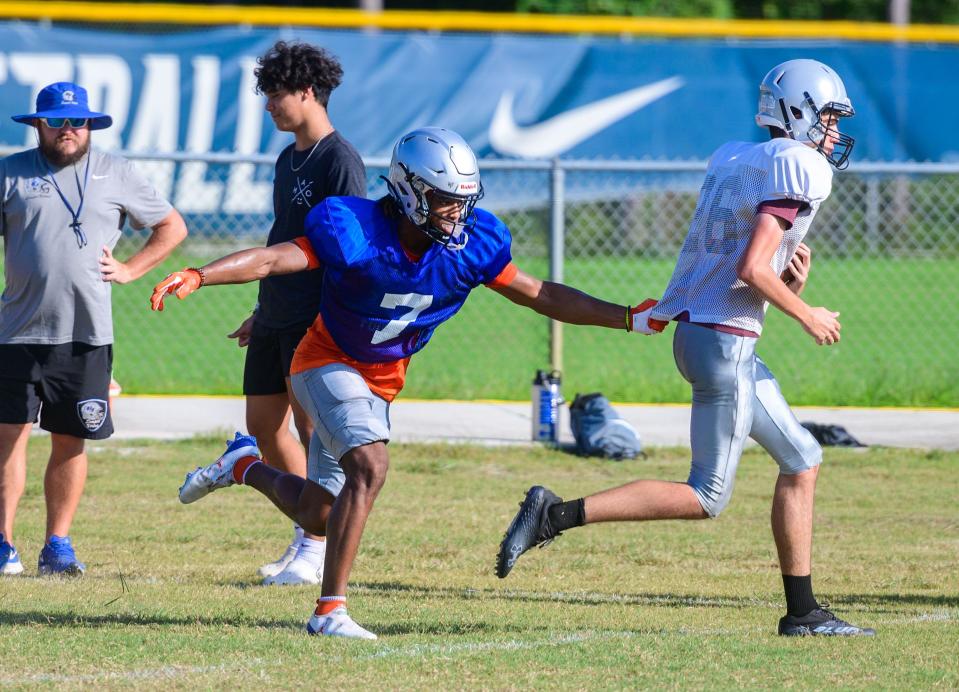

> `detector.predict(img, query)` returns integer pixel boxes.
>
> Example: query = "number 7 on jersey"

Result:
[371,293,433,344]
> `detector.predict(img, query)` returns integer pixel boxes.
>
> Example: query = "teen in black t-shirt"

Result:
[227,41,366,586]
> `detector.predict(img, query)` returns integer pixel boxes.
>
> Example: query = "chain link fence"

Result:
[548,160,959,407]
[3,148,957,406]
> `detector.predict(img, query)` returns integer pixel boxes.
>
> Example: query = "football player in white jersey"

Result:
[497,59,875,637]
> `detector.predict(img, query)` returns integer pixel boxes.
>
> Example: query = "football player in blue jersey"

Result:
[151,127,657,639]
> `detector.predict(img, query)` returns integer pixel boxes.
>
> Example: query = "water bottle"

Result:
[531,369,563,444]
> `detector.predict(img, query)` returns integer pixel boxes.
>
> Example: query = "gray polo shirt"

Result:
[0,148,172,346]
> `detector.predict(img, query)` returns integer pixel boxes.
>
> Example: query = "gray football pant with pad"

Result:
[672,321,822,517]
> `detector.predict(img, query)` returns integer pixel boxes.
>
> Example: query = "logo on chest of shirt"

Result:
[25,177,52,198]
[290,176,315,207]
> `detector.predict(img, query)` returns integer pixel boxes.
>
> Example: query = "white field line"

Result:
[361,630,636,661]
[484,588,779,609]
[0,659,264,686]
[1,612,954,685]
[358,610,958,663]
[885,611,957,624]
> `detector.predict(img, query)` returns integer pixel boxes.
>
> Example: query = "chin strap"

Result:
[777,99,795,138]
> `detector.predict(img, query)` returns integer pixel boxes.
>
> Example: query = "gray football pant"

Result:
[673,321,822,517]
[291,363,392,498]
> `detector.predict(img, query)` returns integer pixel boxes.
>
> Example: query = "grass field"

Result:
[110,250,959,406]
[1,437,956,688]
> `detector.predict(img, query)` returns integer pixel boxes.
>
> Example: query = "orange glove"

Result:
[628,298,667,335]
[151,268,203,311]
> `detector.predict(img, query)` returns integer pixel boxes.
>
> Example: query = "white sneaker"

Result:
[258,538,300,579]
[179,432,259,504]
[263,537,325,585]
[306,606,377,640]
[263,556,322,585]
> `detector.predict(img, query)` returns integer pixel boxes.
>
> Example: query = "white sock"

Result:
[294,537,326,567]
[292,524,304,544]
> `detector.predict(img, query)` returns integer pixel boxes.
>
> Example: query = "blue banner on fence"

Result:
[1,23,955,166]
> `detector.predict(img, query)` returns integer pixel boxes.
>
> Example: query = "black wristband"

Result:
[188,266,206,287]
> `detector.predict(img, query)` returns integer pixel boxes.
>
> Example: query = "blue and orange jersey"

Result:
[289,196,516,401]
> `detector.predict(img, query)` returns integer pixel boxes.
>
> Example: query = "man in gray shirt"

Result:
[0,81,187,576]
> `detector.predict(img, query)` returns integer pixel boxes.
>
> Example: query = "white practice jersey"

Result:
[651,138,833,335]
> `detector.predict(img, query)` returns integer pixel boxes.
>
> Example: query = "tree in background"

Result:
[517,0,733,17]
[516,0,957,23]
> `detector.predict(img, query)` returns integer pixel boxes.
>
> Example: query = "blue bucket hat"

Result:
[11,81,112,130]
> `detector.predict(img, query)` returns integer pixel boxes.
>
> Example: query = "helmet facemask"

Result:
[388,162,484,250]
[385,127,485,251]
[778,92,855,170]
[803,97,855,170]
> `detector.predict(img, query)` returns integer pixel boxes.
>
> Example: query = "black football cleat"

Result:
[495,485,564,578]
[778,608,876,637]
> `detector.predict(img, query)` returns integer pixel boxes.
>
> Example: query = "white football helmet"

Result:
[385,127,484,248]
[755,59,855,169]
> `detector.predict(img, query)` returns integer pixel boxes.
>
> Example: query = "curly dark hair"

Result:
[254,41,344,108]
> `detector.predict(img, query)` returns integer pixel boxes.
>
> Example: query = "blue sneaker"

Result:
[0,533,24,575]
[178,432,260,504]
[38,535,86,576]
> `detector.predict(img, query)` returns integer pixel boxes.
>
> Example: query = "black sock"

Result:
[547,498,586,533]
[782,574,820,616]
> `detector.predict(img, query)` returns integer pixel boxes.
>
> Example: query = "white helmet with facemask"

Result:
[755,59,856,169]
[385,127,484,249]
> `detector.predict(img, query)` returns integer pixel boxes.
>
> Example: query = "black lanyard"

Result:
[41,153,90,249]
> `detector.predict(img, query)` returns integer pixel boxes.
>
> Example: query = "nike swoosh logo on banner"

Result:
[488,76,685,158]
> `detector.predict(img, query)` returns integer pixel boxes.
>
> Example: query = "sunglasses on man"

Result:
[40,117,89,129]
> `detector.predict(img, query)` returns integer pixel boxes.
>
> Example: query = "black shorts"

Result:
[0,342,114,439]
[242,319,312,396]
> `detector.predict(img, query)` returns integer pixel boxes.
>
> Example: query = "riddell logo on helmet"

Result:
[458,182,478,192]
